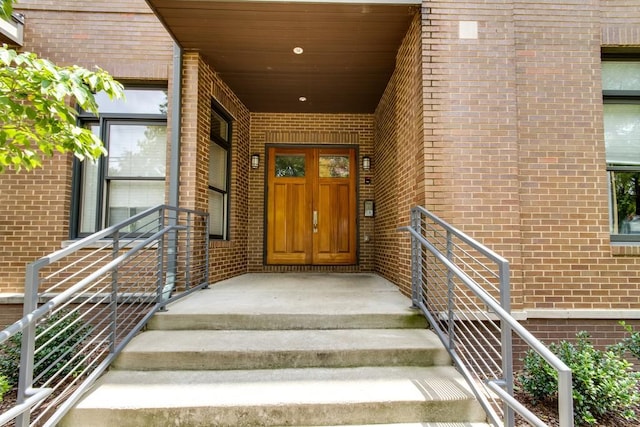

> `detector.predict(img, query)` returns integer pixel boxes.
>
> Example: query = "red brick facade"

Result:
[375,12,424,295]
[0,0,172,294]
[180,53,252,283]
[1,0,640,344]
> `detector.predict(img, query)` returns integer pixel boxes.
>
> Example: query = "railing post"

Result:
[15,263,40,427]
[185,211,192,289]
[499,261,515,427]
[110,230,120,352]
[163,206,177,303]
[446,230,455,349]
[157,207,168,310]
[558,369,574,426]
[410,208,421,308]
[204,213,210,288]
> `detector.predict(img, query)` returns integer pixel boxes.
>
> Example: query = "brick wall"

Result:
[16,0,172,79]
[602,0,640,45]
[514,0,640,311]
[418,1,525,306]
[515,0,608,310]
[0,304,24,329]
[180,52,251,282]
[248,113,375,272]
[0,0,173,298]
[374,12,423,295]
[414,0,640,316]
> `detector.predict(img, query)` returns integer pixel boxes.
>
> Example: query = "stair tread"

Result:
[121,328,443,353]
[76,366,476,409]
[305,424,491,427]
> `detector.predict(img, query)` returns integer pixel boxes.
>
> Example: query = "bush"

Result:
[0,310,91,387]
[0,374,9,401]
[609,321,640,360]
[519,331,640,426]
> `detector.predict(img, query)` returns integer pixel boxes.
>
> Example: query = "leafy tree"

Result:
[0,0,124,172]
[0,0,15,21]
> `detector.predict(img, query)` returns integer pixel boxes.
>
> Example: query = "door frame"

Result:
[262,143,361,266]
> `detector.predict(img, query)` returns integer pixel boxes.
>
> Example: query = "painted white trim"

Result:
[519,309,640,320]
[0,294,25,304]
[0,15,23,46]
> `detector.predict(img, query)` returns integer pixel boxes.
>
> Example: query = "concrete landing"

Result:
[149,273,426,330]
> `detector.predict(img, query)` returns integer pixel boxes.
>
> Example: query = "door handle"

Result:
[313,210,318,233]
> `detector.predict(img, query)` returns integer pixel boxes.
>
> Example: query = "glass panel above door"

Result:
[275,154,305,177]
[319,155,350,178]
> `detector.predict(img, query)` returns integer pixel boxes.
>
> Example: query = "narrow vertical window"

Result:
[602,58,640,241]
[208,103,231,239]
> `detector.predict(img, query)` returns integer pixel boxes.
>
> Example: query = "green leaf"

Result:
[0,44,123,172]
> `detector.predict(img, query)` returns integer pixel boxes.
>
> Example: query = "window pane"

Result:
[208,190,226,237]
[319,155,350,178]
[602,61,640,91]
[79,125,100,233]
[275,155,305,177]
[108,181,164,229]
[211,110,229,142]
[94,89,168,114]
[610,171,640,235]
[604,104,640,165]
[107,124,167,177]
[209,143,227,189]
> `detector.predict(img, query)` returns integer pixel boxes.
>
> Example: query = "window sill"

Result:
[210,239,231,248]
[611,242,640,256]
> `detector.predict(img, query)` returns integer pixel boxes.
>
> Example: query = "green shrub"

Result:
[0,310,91,387]
[609,321,640,360]
[0,374,9,401]
[519,331,640,426]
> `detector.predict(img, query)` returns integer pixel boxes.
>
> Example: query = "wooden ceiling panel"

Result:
[146,0,419,113]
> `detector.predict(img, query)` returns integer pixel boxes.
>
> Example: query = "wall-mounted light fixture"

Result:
[362,156,371,171]
[251,154,260,169]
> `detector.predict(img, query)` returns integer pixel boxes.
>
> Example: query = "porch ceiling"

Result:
[145,0,420,113]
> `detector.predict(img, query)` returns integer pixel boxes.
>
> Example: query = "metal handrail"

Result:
[403,205,573,427]
[0,388,52,426]
[0,204,209,427]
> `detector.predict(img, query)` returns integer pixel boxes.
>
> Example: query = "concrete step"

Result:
[112,329,450,371]
[62,366,486,426]
[148,273,427,330]
[302,424,491,427]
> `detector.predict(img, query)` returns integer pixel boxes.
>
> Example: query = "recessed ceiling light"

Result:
[299,96,307,102]
[293,47,304,55]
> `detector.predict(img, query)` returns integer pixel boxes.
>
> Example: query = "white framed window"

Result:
[208,102,232,239]
[72,87,168,237]
[603,58,640,241]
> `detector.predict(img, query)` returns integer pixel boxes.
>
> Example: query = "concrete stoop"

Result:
[61,274,488,426]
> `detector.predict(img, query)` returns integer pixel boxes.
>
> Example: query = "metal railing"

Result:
[403,206,573,427]
[0,205,209,427]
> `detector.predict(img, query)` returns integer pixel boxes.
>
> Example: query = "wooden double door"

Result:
[266,146,357,265]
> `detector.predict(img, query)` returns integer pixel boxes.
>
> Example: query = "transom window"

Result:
[603,57,640,241]
[208,101,232,239]
[72,87,168,237]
